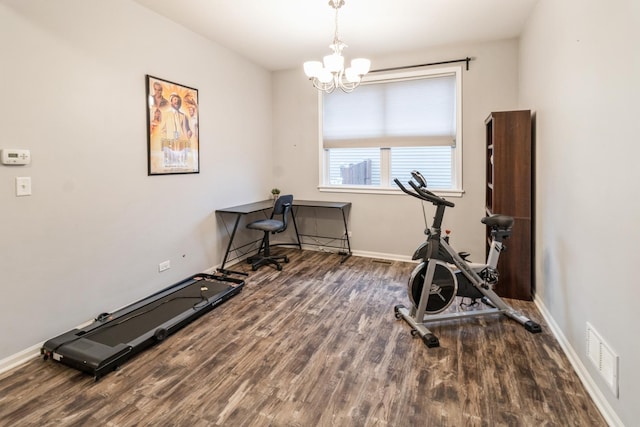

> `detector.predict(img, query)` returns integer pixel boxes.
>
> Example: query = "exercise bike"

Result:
[393,171,541,348]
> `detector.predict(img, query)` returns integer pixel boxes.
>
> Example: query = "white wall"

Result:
[0,0,272,360]
[520,0,640,425]
[272,40,521,260]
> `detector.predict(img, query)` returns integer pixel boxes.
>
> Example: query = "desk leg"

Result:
[339,207,352,263]
[291,209,302,250]
[218,213,249,277]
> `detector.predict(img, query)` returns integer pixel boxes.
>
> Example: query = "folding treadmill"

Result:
[41,273,244,380]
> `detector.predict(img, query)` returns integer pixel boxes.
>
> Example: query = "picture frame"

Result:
[146,75,199,175]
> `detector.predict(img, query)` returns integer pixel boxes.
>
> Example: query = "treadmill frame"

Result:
[41,273,244,380]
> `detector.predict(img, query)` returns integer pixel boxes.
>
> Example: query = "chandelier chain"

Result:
[333,3,340,49]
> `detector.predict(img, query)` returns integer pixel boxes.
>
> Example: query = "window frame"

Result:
[317,65,463,197]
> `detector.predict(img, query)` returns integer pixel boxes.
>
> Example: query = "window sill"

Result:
[318,185,465,198]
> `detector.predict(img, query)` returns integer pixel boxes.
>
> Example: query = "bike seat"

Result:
[481,214,514,230]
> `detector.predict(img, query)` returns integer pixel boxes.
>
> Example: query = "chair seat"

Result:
[247,219,284,233]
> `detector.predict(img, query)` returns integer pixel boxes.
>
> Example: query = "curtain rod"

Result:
[369,57,472,73]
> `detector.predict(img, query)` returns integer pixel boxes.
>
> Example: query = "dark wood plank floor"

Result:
[0,250,607,426]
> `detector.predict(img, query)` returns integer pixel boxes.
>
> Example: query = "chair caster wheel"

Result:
[276,265,282,271]
[284,257,289,263]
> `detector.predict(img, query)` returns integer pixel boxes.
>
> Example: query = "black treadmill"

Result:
[41,273,244,380]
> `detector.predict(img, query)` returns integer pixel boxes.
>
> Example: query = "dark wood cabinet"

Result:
[485,110,533,300]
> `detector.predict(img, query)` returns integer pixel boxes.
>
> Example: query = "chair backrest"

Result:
[272,194,293,232]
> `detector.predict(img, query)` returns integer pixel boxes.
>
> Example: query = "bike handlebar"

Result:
[394,177,455,208]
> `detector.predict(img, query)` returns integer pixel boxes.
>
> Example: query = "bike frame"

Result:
[394,174,541,347]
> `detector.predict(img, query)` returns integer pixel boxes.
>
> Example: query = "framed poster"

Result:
[146,75,199,175]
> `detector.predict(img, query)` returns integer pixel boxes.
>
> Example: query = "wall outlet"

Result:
[158,260,171,272]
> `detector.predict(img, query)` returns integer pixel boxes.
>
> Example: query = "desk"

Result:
[216,199,351,275]
[292,200,352,260]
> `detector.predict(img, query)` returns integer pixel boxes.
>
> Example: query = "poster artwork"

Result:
[146,75,199,175]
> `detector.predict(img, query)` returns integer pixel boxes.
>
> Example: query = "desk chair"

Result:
[246,194,293,271]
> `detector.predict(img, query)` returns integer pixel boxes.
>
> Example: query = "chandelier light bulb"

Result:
[318,69,333,83]
[304,61,323,78]
[344,67,360,83]
[323,53,344,73]
[351,58,371,75]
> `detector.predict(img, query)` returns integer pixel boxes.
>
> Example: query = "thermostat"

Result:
[1,149,31,165]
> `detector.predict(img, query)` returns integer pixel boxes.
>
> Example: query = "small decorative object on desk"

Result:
[271,188,281,201]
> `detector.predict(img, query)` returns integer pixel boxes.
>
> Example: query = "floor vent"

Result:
[586,322,619,397]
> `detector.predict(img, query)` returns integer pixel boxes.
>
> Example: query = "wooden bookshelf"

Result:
[485,110,533,300]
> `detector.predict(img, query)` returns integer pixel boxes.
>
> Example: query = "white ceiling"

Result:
[133,0,538,71]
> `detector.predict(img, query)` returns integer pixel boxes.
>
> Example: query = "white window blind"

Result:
[323,75,456,147]
[320,66,462,191]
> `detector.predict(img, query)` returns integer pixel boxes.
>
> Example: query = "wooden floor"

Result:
[0,250,606,426]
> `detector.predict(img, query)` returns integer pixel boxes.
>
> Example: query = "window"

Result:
[319,66,462,194]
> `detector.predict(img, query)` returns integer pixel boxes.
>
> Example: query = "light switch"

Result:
[16,177,32,196]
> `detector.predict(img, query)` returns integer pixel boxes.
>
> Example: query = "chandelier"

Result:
[303,0,371,93]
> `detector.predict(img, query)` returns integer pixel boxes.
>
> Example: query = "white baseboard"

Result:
[350,249,415,263]
[534,297,623,427]
[0,342,42,375]
[295,245,415,263]
[210,245,416,267]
